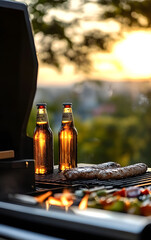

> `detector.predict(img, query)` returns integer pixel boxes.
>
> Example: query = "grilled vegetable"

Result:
[127,199,141,215]
[113,188,126,197]
[86,186,151,216]
[141,200,151,216]
[104,199,125,212]
[126,187,141,198]
[96,190,107,197]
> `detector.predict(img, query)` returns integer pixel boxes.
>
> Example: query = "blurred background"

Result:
[16,0,151,166]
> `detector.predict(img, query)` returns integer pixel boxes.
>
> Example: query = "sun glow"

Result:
[37,30,151,86]
[113,31,151,79]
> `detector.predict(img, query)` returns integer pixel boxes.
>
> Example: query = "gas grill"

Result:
[0,0,37,195]
[2,166,151,240]
[1,1,151,240]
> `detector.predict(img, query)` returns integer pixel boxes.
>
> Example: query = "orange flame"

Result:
[47,197,63,206]
[46,189,74,210]
[35,191,52,203]
[79,194,89,210]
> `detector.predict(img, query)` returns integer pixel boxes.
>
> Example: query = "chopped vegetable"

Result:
[113,188,126,197]
[126,187,141,198]
[127,199,141,215]
[141,200,151,216]
[85,186,151,216]
[96,190,107,197]
[88,200,101,209]
[104,199,125,212]
[141,188,150,195]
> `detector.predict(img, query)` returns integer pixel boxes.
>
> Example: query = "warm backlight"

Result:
[113,31,151,79]
[39,132,45,152]
[60,130,72,171]
[35,131,46,174]
[35,167,46,174]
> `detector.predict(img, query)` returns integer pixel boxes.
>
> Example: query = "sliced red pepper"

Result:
[141,188,150,195]
[113,188,126,197]
[141,204,151,216]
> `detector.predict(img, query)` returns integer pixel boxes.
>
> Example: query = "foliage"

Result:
[76,116,145,166]
[28,0,109,71]
[24,0,151,71]
[101,0,151,28]
[27,88,151,166]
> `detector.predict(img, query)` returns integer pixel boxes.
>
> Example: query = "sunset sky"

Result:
[15,0,151,87]
[37,30,151,87]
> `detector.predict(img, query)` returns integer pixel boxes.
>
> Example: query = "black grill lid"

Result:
[0,0,38,159]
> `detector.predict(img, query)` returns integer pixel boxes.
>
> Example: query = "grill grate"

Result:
[36,171,151,190]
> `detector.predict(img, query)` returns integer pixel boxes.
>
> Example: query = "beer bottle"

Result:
[33,103,53,174]
[58,103,77,171]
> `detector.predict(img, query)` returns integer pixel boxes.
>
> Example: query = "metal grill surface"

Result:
[36,170,151,190]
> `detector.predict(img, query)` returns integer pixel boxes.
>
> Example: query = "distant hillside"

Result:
[34,79,151,105]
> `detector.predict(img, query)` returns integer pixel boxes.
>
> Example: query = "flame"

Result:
[60,190,74,211]
[46,189,74,210]
[47,197,63,206]
[35,191,52,203]
[79,194,89,210]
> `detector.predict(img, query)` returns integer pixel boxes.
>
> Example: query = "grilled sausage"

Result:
[97,163,147,180]
[64,167,98,180]
[91,162,121,169]
[64,162,121,180]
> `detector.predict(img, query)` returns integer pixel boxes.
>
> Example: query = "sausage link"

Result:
[91,162,121,169]
[64,162,121,180]
[97,163,147,180]
[64,168,97,180]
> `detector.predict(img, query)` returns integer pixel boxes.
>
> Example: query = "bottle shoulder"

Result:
[34,123,53,134]
[58,125,77,134]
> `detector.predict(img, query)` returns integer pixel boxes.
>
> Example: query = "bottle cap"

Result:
[63,103,72,107]
[36,103,47,108]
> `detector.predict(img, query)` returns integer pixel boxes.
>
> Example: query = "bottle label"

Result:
[62,112,73,121]
[37,114,48,123]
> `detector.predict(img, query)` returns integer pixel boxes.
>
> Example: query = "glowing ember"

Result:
[79,194,89,210]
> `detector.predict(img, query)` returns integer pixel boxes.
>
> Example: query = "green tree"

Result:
[101,0,151,28]
[23,0,151,70]
[76,115,146,166]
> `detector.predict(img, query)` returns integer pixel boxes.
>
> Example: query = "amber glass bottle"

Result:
[58,103,77,171]
[33,103,53,174]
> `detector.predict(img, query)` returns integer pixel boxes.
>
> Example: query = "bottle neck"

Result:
[61,107,74,126]
[36,107,49,125]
